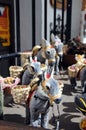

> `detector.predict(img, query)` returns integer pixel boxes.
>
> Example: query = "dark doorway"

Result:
[0,0,15,77]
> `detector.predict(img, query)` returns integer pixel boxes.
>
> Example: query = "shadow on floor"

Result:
[4,114,25,124]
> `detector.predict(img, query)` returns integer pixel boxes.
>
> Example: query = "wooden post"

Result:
[54,0,56,34]
[32,0,36,47]
[66,0,72,43]
[44,0,47,39]
[61,0,65,42]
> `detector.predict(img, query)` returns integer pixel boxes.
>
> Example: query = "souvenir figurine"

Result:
[22,60,42,85]
[75,93,86,130]
[32,38,56,77]
[68,54,86,92]
[26,77,63,129]
[51,33,63,75]
[75,93,86,116]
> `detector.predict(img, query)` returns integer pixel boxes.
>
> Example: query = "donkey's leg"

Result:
[84,81,86,93]
[30,106,40,127]
[81,79,86,92]
[54,56,60,75]
[80,67,86,93]
[69,77,77,89]
[41,108,50,129]
[29,95,41,127]
[25,104,30,124]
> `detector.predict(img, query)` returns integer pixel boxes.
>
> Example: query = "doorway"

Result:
[0,0,16,77]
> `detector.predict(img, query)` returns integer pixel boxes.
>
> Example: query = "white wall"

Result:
[41,0,44,39]
[19,0,32,51]
[47,0,54,41]
[35,0,42,45]
[47,0,66,41]
[80,11,86,44]
[19,0,82,52]
[19,0,42,50]
[47,0,82,41]
[71,0,82,38]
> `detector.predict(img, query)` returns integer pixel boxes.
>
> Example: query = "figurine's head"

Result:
[39,78,63,104]
[51,33,63,56]
[75,54,85,63]
[28,60,42,76]
[41,38,56,60]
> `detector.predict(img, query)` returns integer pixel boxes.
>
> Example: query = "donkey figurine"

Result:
[32,38,56,77]
[21,38,56,79]
[75,93,86,116]
[51,33,63,75]
[75,93,86,130]
[80,66,86,93]
[68,54,86,92]
[21,53,55,86]
[26,77,63,129]
[22,60,43,85]
[21,57,63,129]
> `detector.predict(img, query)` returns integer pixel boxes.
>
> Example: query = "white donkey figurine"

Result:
[31,38,56,78]
[26,77,63,129]
[51,33,63,75]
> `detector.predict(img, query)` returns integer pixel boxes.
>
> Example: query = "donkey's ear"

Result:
[51,33,55,42]
[29,56,33,63]
[41,39,50,48]
[75,54,78,60]
[82,54,85,58]
[41,38,46,47]
[45,59,48,66]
